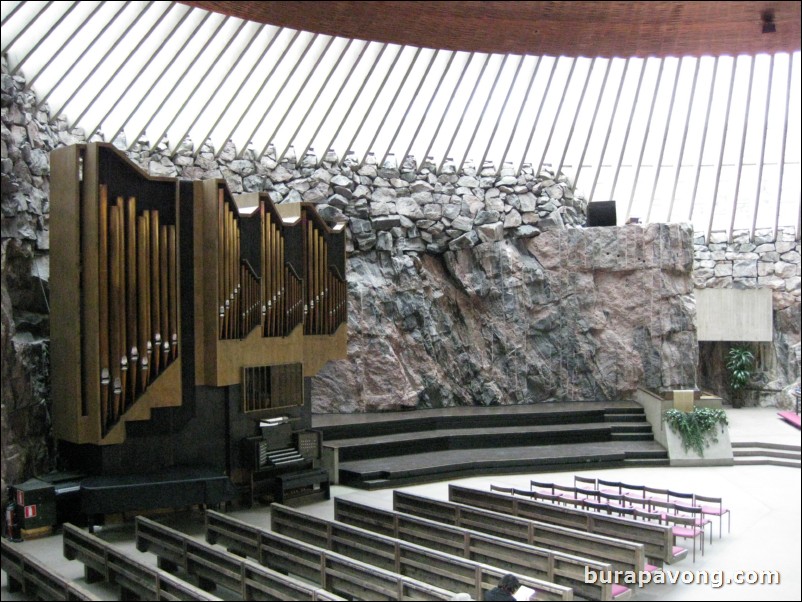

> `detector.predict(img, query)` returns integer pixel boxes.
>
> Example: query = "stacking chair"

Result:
[597,478,623,495]
[633,507,662,523]
[648,499,675,521]
[624,495,650,510]
[613,506,636,518]
[694,494,731,538]
[553,483,579,499]
[644,486,670,501]
[574,475,597,489]
[490,484,514,495]
[512,488,537,499]
[620,482,647,500]
[599,491,629,510]
[583,499,613,514]
[668,489,695,505]
[675,504,713,545]
[664,513,705,562]
[530,480,558,495]
[574,487,600,501]
[530,490,563,504]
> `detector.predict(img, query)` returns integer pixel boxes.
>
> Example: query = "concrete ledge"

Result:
[635,388,733,465]
[665,423,734,466]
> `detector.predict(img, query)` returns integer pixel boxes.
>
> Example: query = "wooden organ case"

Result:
[50,144,346,510]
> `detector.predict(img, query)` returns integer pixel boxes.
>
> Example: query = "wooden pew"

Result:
[448,485,686,565]
[204,509,456,600]
[2,538,102,601]
[62,522,221,601]
[134,516,344,600]
[332,498,631,600]
[393,490,649,574]
[270,503,575,602]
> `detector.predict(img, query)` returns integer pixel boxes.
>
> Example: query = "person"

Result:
[484,574,520,601]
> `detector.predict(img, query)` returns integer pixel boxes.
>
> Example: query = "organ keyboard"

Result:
[241,423,328,506]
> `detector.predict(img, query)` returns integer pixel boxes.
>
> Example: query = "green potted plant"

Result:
[726,345,755,407]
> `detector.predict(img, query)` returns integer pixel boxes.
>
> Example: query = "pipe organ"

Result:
[50,143,346,487]
[97,188,181,437]
[304,207,348,336]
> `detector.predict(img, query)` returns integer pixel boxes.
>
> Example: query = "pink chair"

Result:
[665,513,705,562]
[530,480,558,495]
[620,482,647,500]
[574,475,597,489]
[675,504,713,545]
[693,494,731,539]
[597,478,623,495]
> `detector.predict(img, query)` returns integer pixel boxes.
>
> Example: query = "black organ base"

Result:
[242,421,328,507]
[80,465,237,530]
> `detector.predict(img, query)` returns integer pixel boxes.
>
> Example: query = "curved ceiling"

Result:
[180,1,802,58]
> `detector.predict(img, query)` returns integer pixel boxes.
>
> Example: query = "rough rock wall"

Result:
[693,231,801,408]
[1,66,63,493]
[312,223,697,412]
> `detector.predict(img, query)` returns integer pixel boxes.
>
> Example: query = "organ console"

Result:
[49,143,345,509]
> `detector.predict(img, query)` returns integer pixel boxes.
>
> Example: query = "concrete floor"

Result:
[2,407,799,601]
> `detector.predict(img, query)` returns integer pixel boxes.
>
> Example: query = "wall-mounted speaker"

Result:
[587,201,617,227]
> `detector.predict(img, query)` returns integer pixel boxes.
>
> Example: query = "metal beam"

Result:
[727,56,756,242]
[705,58,738,241]
[588,58,630,203]
[573,58,613,189]
[666,57,702,222]
[439,53,491,173]
[10,1,78,77]
[149,15,238,151]
[477,54,525,176]
[624,58,666,223]
[749,55,774,240]
[401,50,457,170]
[71,2,175,131]
[687,57,720,226]
[278,37,354,163]
[84,4,194,144]
[517,56,558,176]
[645,58,682,223]
[555,57,597,179]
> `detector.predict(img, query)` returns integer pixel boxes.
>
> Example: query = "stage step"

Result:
[315,402,666,489]
[731,441,801,468]
[337,440,669,490]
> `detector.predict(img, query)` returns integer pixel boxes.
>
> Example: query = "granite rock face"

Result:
[693,229,801,408]
[312,224,699,412]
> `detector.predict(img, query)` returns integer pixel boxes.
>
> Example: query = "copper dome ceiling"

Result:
[180,1,801,57]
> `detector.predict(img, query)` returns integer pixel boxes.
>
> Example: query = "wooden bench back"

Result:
[135,516,346,601]
[448,485,683,565]
[272,503,575,601]
[204,509,456,601]
[62,522,221,601]
[3,536,102,601]
[393,490,647,573]
[332,498,624,600]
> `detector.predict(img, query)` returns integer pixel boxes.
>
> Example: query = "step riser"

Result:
[320,411,644,440]
[734,459,801,468]
[733,450,802,460]
[338,431,614,461]
[732,442,802,452]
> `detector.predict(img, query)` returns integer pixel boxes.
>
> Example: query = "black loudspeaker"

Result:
[587,201,617,227]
